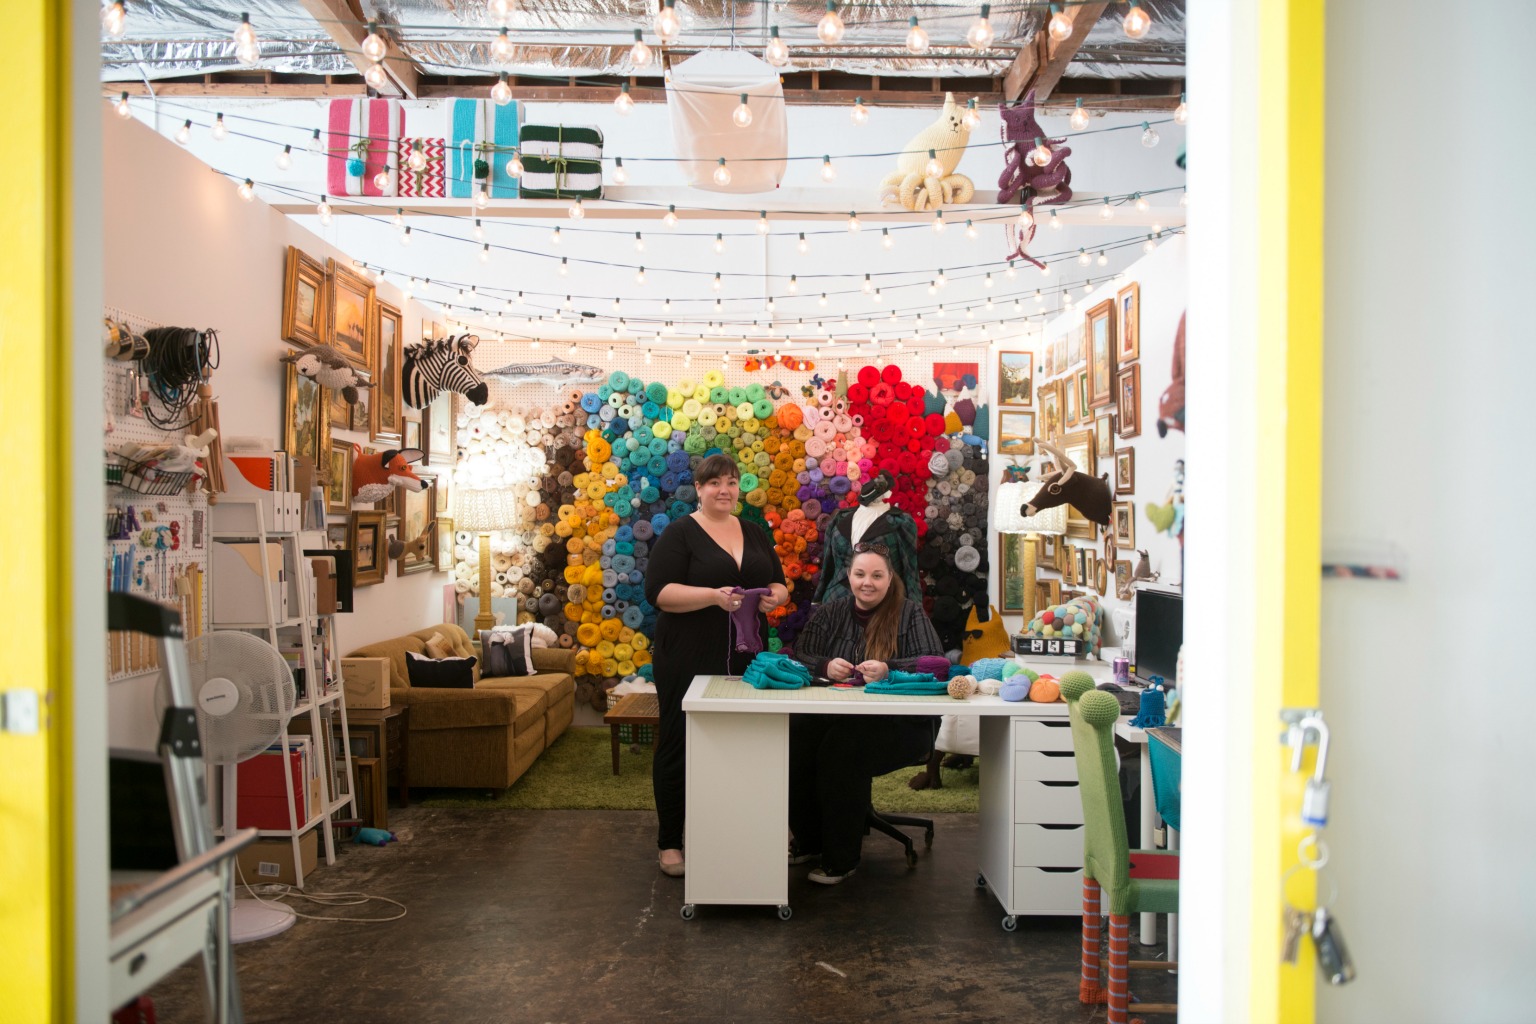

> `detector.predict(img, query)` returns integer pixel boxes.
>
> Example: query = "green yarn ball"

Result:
[1078,689,1121,727]
[1057,670,1097,704]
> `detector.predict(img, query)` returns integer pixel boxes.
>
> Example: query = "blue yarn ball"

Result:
[346,157,365,177]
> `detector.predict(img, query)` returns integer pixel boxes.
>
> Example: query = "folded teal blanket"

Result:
[742,652,812,690]
[864,671,947,696]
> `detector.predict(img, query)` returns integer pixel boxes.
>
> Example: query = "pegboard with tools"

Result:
[103,305,214,680]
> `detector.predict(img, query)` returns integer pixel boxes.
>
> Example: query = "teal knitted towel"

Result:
[865,672,947,696]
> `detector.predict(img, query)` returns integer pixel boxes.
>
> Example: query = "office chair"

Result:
[865,718,939,867]
[1061,674,1179,1024]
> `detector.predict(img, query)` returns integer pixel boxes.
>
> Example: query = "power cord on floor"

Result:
[235,862,408,924]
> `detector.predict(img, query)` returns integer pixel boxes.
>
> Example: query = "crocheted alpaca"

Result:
[997,90,1074,268]
[878,93,975,211]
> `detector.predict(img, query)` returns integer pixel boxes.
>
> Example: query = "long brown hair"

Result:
[851,544,905,663]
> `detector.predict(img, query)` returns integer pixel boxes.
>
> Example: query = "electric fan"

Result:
[158,629,299,942]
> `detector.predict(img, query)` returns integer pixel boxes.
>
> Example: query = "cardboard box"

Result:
[235,829,318,887]
[341,657,391,709]
[310,557,337,615]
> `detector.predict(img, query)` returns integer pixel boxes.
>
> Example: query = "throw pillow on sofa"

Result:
[480,626,535,677]
[406,650,476,688]
[424,632,456,660]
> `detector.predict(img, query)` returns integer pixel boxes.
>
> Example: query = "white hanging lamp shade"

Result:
[666,49,787,194]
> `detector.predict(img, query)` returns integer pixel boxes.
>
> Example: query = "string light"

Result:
[476,184,490,208]
[392,208,405,230]
[881,228,894,250]
[1040,262,1052,276]
[558,257,568,275]
[630,29,652,68]
[364,61,389,90]
[662,298,672,313]
[1047,2,1072,41]
[925,149,944,178]
[984,272,994,289]
[1070,97,1090,131]
[1180,191,1189,208]
[711,272,722,292]
[400,226,412,246]
[932,210,946,233]
[489,0,513,20]
[936,269,948,288]
[713,299,722,313]
[614,82,634,115]
[569,197,585,219]
[1031,137,1053,167]
[1006,261,1017,279]
[611,156,627,185]
[1016,205,1034,229]
[505,150,524,178]
[861,274,873,294]
[307,128,323,153]
[1078,248,1091,266]
[568,341,578,357]
[655,0,681,43]
[1123,1,1152,39]
[563,294,574,310]
[965,219,978,240]
[114,92,131,119]
[1143,234,1158,254]
[607,346,615,362]
[797,232,809,254]
[873,289,884,304]
[1097,251,1108,266]
[102,1,126,38]
[817,1,845,44]
[847,211,861,232]
[712,158,732,186]
[551,226,562,245]
[212,113,228,140]
[966,5,995,50]
[1035,289,1044,304]
[1082,280,1094,295]
[175,119,192,145]
[821,155,837,182]
[472,218,484,240]
[757,210,771,235]
[361,21,388,63]
[1141,121,1160,147]
[634,231,645,252]
[905,16,929,54]
[787,275,799,293]
[405,140,427,172]
[663,204,678,228]
[1174,92,1190,125]
[764,25,789,67]
[1100,198,1115,220]
[850,97,869,125]
[714,233,726,254]
[233,13,260,67]
[479,243,491,263]
[316,195,332,224]
[963,98,981,130]
[237,178,255,202]
[1135,193,1150,212]
[732,94,753,128]
[613,297,623,312]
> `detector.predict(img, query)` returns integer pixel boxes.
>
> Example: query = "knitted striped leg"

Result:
[1080,877,1106,1004]
[1108,913,1131,1024]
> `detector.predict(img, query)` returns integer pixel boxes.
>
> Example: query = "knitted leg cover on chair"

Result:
[1080,877,1106,1004]
[1108,913,1131,1024]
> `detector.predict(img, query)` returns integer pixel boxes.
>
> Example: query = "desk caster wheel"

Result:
[777,905,793,921]
[1001,915,1018,932]
[680,904,696,921]
[923,826,934,848]
[905,848,918,868]
[975,873,987,889]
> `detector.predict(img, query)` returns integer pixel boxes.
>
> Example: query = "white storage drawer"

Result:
[1013,779,1085,824]
[1014,718,1074,752]
[1014,823,1085,866]
[1014,749,1079,782]
[1012,866,1084,915]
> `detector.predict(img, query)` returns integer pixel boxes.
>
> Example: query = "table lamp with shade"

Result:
[996,479,1068,623]
[451,482,524,633]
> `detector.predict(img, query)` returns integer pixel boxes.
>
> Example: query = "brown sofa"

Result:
[346,624,575,791]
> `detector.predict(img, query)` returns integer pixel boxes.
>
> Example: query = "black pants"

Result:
[788,714,933,874]
[652,673,687,850]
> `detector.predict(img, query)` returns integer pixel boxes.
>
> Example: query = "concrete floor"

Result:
[144,808,1175,1023]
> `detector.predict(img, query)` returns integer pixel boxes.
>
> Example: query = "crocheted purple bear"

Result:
[997,89,1075,267]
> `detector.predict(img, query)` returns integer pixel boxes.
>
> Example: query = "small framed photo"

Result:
[1095,415,1115,460]
[997,410,1036,456]
[436,515,456,572]
[1113,501,1136,548]
[350,510,387,586]
[1037,381,1062,440]
[1114,448,1136,495]
[1114,559,1134,600]
[326,523,349,549]
[325,439,353,515]
[1061,429,1097,477]
[326,259,375,373]
[282,362,330,475]
[403,417,422,452]
[1095,557,1109,595]
[1117,364,1142,438]
[396,477,437,576]
[423,389,455,466]
[1077,370,1091,423]
[371,301,404,446]
[328,385,354,434]
[1062,545,1077,586]
[1064,373,1078,426]
[1035,578,1061,612]
[1086,298,1117,410]
[1000,532,1028,614]
[997,351,1034,407]
[1116,281,1141,364]
[282,246,327,349]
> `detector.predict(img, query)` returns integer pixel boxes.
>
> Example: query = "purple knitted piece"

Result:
[913,655,952,680]
[728,587,774,653]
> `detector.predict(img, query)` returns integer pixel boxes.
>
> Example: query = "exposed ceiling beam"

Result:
[1004,2,1109,103]
[293,0,419,98]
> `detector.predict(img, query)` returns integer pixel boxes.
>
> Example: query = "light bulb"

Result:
[847,211,861,232]
[372,168,391,190]
[476,186,490,208]
[613,83,634,115]
[984,272,994,289]
[713,233,726,255]
[1035,289,1044,304]
[400,226,412,246]
[505,151,524,178]
[764,25,789,67]
[791,232,807,255]
[788,275,799,293]
[316,196,332,224]
[1006,261,1017,278]
[663,298,672,313]
[607,346,615,362]
[233,13,260,66]
[663,204,677,227]
[551,226,561,245]
[1017,205,1034,228]
[568,198,584,219]
[766,297,775,312]
[636,266,647,285]
[392,208,405,229]
[1047,3,1072,42]
[862,274,873,294]
[568,342,578,357]
[175,119,191,145]
[212,113,227,140]
[365,61,389,92]
[114,92,131,119]
[925,149,944,178]
[613,298,622,312]
[1031,137,1053,167]
[966,5,995,50]
[820,155,836,182]
[1078,248,1091,266]
[473,218,484,240]
[905,16,929,54]
[492,73,513,106]
[1135,194,1150,213]
[962,98,981,130]
[1040,262,1052,276]
[713,299,722,313]
[873,289,883,304]
[1143,235,1157,254]
[270,144,293,170]
[237,178,255,202]
[817,1,845,44]
[558,257,568,275]
[757,211,771,235]
[307,128,323,153]
[102,1,126,37]
[1046,210,1060,231]
[402,140,425,172]
[563,294,574,310]
[1097,251,1108,266]
[1141,122,1160,147]
[711,273,722,292]
[881,228,894,250]
[655,0,680,43]
[932,211,945,233]
[611,156,627,184]
[1058,99,1085,136]
[935,305,946,319]
[850,97,868,125]
[361,21,388,62]
[480,244,491,263]
[818,293,828,307]
[644,350,652,365]
[623,29,652,72]
[1123,1,1151,39]
[634,231,645,252]
[1099,198,1114,220]
[712,158,731,186]
[965,220,978,240]
[936,268,948,288]
[490,26,516,65]
[732,94,753,128]
[1174,92,1189,125]
[1151,219,1164,234]
[489,0,513,20]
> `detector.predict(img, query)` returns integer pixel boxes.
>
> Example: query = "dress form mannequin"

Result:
[815,473,923,604]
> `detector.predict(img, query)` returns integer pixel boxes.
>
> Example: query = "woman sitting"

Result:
[788,543,944,885]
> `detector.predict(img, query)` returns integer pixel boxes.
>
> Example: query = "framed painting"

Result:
[403,417,422,452]
[1063,373,1078,426]
[999,532,1027,614]
[1076,320,1089,368]
[1037,381,1062,440]
[436,516,456,572]
[350,510,387,586]
[350,383,372,433]
[1117,364,1142,438]
[282,246,327,349]
[371,301,404,445]
[1086,298,1117,409]
[1116,281,1141,363]
[326,523,349,549]
[1077,548,1091,590]
[326,259,375,373]
[423,389,455,466]
[1076,370,1091,425]
[1035,578,1060,612]
[1052,332,1068,377]
[1062,546,1077,586]
[1115,559,1134,600]
[997,351,1034,407]
[396,477,437,576]
[997,410,1035,456]
[1113,501,1136,548]
[1114,448,1136,494]
[325,439,353,515]
[282,362,330,474]
[1043,338,1055,379]
[1095,415,1116,459]
[1060,429,1097,477]
[1095,557,1109,596]
[327,385,353,434]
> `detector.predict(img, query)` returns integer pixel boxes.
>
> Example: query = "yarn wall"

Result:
[455,346,994,712]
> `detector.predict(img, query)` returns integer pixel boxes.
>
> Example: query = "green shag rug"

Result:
[416,727,980,813]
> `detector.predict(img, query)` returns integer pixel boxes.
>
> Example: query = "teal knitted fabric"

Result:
[864,672,947,695]
[742,651,812,690]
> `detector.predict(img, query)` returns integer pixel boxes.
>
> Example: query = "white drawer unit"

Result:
[978,710,1089,931]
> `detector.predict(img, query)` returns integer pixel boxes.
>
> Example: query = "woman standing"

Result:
[788,543,943,884]
[645,453,789,877]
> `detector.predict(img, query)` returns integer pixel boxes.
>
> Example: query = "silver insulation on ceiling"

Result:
[101,1,1183,82]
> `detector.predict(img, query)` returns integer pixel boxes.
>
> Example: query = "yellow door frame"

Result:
[0,1,77,1019]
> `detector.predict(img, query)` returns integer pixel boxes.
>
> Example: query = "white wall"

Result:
[103,111,449,749]
[1318,1,1536,1020]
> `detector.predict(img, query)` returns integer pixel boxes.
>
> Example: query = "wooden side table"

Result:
[603,693,659,775]
[347,704,410,812]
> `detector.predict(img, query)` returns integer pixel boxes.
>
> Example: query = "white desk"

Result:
[681,663,1111,924]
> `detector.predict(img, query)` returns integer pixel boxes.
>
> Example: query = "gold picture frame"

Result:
[436,515,456,572]
[326,259,375,373]
[997,410,1035,456]
[328,385,353,434]
[1116,281,1141,364]
[282,246,327,349]
[1095,557,1109,595]
[997,350,1034,407]
[396,477,437,576]
[371,301,404,446]
[350,510,387,586]
[1064,370,1078,426]
[1115,559,1134,600]
[1095,415,1116,462]
[325,439,353,514]
[1086,298,1117,410]
[1036,578,1060,611]
[1115,448,1136,494]
[423,389,456,467]
[1113,501,1136,548]
[1037,381,1062,440]
[999,532,1028,614]
[282,362,330,475]
[1117,364,1142,438]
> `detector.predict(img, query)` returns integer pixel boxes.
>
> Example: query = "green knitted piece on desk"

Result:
[864,673,947,695]
[742,651,812,689]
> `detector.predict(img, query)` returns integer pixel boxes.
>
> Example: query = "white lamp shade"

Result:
[995,480,1068,536]
[452,486,523,533]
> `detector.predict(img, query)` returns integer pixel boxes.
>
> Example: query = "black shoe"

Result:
[808,865,857,885]
[788,841,821,866]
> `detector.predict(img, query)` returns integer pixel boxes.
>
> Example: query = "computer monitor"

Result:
[1133,587,1183,687]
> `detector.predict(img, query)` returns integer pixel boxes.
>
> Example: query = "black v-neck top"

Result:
[645,515,787,686]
